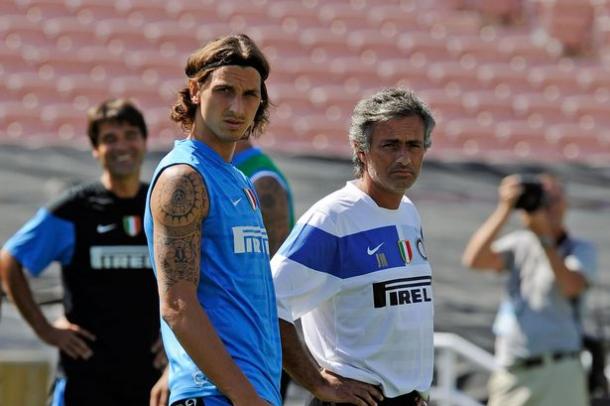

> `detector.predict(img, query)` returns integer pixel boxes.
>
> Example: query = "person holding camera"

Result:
[462,173,597,406]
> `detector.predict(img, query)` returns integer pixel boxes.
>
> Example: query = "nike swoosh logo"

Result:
[367,242,384,255]
[96,224,116,234]
[231,198,242,206]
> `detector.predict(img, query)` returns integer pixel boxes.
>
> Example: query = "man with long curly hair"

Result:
[144,34,281,406]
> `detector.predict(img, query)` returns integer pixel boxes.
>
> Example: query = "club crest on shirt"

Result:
[122,215,141,237]
[243,188,258,210]
[397,239,413,264]
[416,238,428,260]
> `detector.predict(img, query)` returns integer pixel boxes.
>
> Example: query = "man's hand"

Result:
[43,316,95,360]
[498,175,522,210]
[150,367,169,406]
[151,337,168,370]
[314,369,384,406]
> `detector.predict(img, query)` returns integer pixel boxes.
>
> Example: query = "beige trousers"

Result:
[488,356,589,406]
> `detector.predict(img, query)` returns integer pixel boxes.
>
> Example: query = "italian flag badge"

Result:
[398,239,413,264]
[123,215,141,237]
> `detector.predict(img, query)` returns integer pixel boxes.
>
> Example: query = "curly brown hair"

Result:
[171,33,271,138]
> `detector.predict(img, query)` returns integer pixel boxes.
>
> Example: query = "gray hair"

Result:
[348,88,435,177]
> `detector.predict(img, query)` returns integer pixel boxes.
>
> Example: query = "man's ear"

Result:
[188,80,200,104]
[91,147,99,160]
[357,149,366,163]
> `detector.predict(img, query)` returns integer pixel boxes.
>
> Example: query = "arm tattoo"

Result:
[158,171,203,226]
[152,169,207,292]
[254,177,290,256]
[155,230,200,291]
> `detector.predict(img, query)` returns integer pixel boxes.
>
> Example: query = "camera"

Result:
[514,175,546,212]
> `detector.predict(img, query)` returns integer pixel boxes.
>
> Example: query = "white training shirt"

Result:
[272,181,434,397]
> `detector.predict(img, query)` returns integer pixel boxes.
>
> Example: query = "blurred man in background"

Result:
[463,173,596,406]
[272,88,435,406]
[145,34,281,406]
[233,139,295,402]
[0,99,166,405]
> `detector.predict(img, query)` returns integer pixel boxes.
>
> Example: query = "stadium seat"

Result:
[365,4,422,29]
[561,94,610,120]
[317,3,374,30]
[299,27,352,58]
[95,18,156,53]
[512,93,567,123]
[376,58,432,89]
[497,34,557,63]
[476,63,533,92]
[461,90,514,120]
[71,3,123,21]
[446,35,510,63]
[44,16,106,50]
[250,25,308,59]
[109,77,164,108]
[416,89,466,122]
[55,74,111,103]
[143,21,200,54]
[397,31,450,60]
[576,65,610,91]
[266,1,320,29]
[0,101,40,127]
[427,61,481,91]
[1,15,50,48]
[22,0,73,20]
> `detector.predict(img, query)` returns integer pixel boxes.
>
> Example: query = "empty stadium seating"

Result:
[0,0,608,163]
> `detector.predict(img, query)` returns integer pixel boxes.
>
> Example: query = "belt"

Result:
[512,350,580,369]
[314,390,428,406]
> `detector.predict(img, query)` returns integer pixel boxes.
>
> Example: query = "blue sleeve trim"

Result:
[280,224,403,279]
[3,208,75,276]
[280,223,340,277]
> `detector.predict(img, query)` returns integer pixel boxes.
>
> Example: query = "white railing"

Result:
[431,332,499,406]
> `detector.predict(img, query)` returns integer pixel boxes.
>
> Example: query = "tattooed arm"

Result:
[253,176,290,256]
[150,164,268,406]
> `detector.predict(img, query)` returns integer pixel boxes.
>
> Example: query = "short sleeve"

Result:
[566,240,597,285]
[271,210,342,322]
[492,232,519,271]
[3,208,75,276]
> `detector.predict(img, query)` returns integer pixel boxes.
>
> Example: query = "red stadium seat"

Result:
[317,3,374,30]
[22,0,73,20]
[366,4,422,31]
[396,31,449,60]
[461,90,514,121]
[71,3,122,21]
[143,21,200,54]
[95,19,156,53]
[417,89,466,122]
[376,58,436,91]
[45,16,106,50]
[426,61,481,91]
[1,16,50,48]
[476,63,533,92]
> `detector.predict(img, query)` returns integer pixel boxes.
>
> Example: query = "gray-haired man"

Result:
[272,88,435,406]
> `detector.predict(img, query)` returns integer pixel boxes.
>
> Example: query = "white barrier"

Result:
[431,332,499,406]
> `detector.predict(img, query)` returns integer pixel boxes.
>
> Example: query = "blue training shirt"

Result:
[144,139,282,405]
